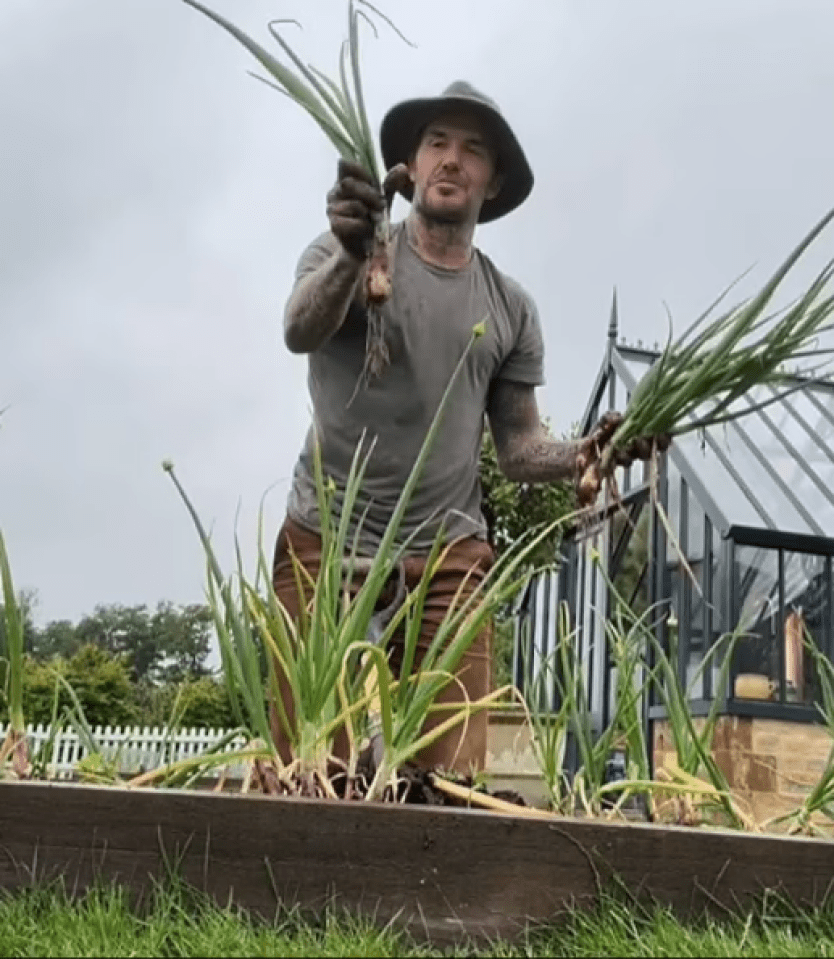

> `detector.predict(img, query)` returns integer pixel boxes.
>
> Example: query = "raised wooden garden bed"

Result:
[1,781,833,946]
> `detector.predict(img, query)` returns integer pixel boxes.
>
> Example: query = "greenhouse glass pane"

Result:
[783,551,828,706]
[713,535,729,634]
[673,431,762,528]
[580,534,598,674]
[737,546,780,633]
[604,368,633,493]
[771,391,834,535]
[732,545,780,702]
[620,352,655,380]
[708,526,730,700]
[728,386,834,535]
[611,504,651,620]
[723,417,813,534]
[688,489,705,562]
[661,463,708,698]
[664,463,682,652]
[786,388,834,453]
[664,461,682,558]
[590,531,608,720]
[613,372,629,420]
[685,497,707,700]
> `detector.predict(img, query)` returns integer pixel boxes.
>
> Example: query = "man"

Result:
[273,81,653,775]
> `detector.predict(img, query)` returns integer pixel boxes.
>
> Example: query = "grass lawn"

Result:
[1,879,833,957]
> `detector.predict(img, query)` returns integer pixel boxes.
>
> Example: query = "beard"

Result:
[414,187,475,226]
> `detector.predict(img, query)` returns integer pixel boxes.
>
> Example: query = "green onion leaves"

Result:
[612,206,834,452]
[180,0,412,189]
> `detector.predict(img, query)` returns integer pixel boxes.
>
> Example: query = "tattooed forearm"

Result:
[487,379,581,484]
[497,429,581,483]
[284,247,365,354]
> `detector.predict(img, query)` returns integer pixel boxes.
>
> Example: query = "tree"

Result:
[68,601,214,684]
[10,644,139,729]
[480,420,576,568]
[65,645,139,726]
[29,619,78,661]
[133,675,235,729]
[169,677,235,730]
[0,586,38,657]
[74,604,161,683]
[14,657,63,727]
[152,602,213,684]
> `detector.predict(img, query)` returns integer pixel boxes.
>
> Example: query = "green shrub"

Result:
[136,677,236,731]
[4,644,140,729]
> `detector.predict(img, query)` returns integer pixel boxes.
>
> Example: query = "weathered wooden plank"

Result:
[0,781,833,945]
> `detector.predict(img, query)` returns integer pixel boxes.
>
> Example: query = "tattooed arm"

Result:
[486,379,666,504]
[284,158,382,354]
[486,380,582,483]
[283,247,365,354]
[284,161,411,355]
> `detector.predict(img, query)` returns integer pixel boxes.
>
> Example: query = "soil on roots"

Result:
[388,763,530,808]
[249,748,529,808]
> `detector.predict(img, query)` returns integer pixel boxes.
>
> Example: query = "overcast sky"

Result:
[2,0,834,637]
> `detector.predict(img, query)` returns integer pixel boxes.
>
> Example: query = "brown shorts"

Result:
[270,516,495,775]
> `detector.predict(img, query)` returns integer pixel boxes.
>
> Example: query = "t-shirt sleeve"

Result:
[283,231,344,327]
[496,279,546,386]
[292,230,341,283]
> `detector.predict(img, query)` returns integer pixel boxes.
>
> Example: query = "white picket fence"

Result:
[0,723,248,780]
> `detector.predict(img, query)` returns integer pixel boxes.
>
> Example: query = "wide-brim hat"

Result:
[380,80,533,224]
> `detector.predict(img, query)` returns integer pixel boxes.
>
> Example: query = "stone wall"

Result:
[485,711,549,806]
[652,715,833,828]
[488,712,834,826]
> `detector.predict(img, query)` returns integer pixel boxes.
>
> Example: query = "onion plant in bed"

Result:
[164,324,567,802]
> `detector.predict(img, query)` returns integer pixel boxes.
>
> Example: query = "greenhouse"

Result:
[514,299,834,779]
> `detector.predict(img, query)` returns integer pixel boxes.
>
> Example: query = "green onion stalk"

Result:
[520,559,756,827]
[519,595,654,820]
[592,550,755,830]
[353,500,566,802]
[0,531,29,778]
[589,206,834,497]
[180,0,413,384]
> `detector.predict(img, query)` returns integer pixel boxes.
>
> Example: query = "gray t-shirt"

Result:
[285,222,545,555]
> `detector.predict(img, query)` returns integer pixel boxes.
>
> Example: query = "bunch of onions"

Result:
[584,205,834,501]
[181,0,412,381]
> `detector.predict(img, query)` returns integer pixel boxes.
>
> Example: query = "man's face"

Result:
[407,112,504,225]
